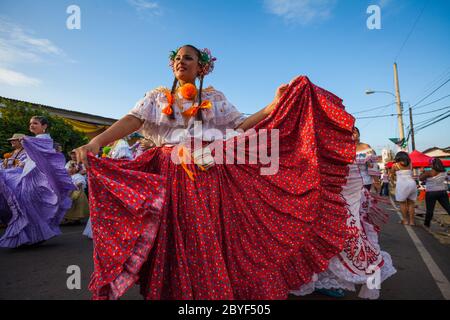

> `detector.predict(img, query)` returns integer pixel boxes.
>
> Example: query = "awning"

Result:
[386,150,450,168]
[64,118,109,134]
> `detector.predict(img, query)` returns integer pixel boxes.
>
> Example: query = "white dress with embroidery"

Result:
[127,86,247,146]
[291,164,396,299]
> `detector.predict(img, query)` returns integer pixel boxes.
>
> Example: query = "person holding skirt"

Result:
[75,45,361,300]
[291,128,396,300]
[0,116,74,248]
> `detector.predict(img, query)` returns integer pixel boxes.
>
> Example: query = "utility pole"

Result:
[393,63,406,147]
[409,107,416,151]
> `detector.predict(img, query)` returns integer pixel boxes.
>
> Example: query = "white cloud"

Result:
[0,17,64,65]
[0,17,68,87]
[0,67,41,87]
[0,39,41,64]
[127,0,162,15]
[264,0,337,25]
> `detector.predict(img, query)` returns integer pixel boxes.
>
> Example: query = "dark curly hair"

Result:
[431,158,445,172]
[394,151,411,167]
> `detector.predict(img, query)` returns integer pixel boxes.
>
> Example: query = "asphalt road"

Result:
[1,202,449,300]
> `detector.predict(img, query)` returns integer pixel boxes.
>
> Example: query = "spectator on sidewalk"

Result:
[2,133,27,169]
[391,152,417,226]
[380,170,390,196]
[419,158,450,228]
[62,163,89,225]
[354,127,381,192]
[54,142,63,153]
[65,151,86,175]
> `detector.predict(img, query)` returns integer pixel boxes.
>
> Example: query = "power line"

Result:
[411,77,450,108]
[394,0,429,62]
[357,103,395,129]
[414,109,450,128]
[414,93,450,110]
[355,105,450,120]
[414,112,446,127]
[356,114,396,120]
[350,102,396,115]
[413,105,450,116]
[413,66,450,103]
[415,111,450,133]
[405,109,450,143]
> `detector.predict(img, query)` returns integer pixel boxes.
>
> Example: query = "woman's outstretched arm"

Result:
[74,115,143,168]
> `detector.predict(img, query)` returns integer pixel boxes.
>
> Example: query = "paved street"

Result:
[1,201,449,300]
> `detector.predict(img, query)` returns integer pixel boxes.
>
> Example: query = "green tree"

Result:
[0,98,88,158]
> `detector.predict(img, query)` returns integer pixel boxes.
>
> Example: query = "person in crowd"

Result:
[132,138,156,159]
[0,134,27,227]
[74,44,364,300]
[380,169,390,196]
[108,138,134,160]
[65,151,86,175]
[0,116,75,247]
[419,158,450,228]
[391,151,417,226]
[292,127,395,300]
[62,163,90,225]
[54,142,63,153]
[2,134,27,169]
[353,127,381,192]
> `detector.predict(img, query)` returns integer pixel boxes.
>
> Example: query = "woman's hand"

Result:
[74,141,100,169]
[275,83,289,101]
[265,83,289,115]
[72,115,143,169]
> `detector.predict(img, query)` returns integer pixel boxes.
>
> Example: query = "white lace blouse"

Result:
[127,86,247,146]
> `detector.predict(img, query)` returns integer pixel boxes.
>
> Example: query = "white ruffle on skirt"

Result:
[291,164,396,299]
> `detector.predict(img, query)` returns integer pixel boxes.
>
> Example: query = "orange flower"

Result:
[179,83,197,100]
[199,100,212,110]
[162,89,174,116]
[162,105,173,115]
[182,100,212,117]
[3,153,12,159]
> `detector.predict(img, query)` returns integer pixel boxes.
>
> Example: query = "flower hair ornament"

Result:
[162,46,216,117]
[169,47,217,77]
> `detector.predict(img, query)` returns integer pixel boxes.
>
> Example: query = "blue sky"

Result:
[0,0,449,153]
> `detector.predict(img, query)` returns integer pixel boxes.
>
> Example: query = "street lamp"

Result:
[365,88,406,147]
[365,89,396,98]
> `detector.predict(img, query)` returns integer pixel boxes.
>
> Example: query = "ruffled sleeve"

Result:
[202,88,247,129]
[129,87,247,131]
[127,90,159,124]
[128,88,187,128]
